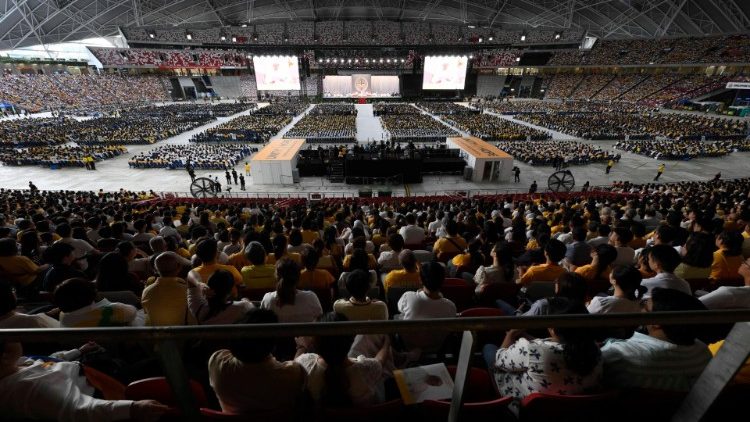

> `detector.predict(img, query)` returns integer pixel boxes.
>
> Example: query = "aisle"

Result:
[355,104,387,142]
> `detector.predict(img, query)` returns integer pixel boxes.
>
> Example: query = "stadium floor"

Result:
[0,103,748,196]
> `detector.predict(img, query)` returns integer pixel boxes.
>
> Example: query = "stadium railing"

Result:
[2,310,749,422]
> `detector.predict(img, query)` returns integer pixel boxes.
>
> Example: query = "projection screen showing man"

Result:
[253,56,301,90]
[422,56,468,90]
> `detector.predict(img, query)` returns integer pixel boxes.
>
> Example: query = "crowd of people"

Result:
[414,102,479,115]
[285,114,357,143]
[0,107,217,147]
[89,47,250,68]
[482,99,645,115]
[445,113,551,141]
[128,144,255,169]
[380,114,458,140]
[516,112,749,140]
[0,73,169,113]
[193,115,291,143]
[0,145,127,168]
[496,140,617,166]
[252,100,309,116]
[0,174,749,418]
[614,139,750,160]
[373,103,419,116]
[548,34,750,66]
[309,104,356,115]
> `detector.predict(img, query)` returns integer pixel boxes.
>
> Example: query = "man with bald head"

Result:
[141,252,194,326]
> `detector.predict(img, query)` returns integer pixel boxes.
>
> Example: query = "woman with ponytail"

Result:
[187,269,254,325]
[575,244,618,281]
[484,299,602,399]
[587,265,646,314]
[260,258,322,323]
[295,312,388,407]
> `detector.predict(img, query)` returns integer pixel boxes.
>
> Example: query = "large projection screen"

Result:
[253,56,301,90]
[422,56,468,90]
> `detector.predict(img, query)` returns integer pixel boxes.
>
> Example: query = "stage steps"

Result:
[329,160,345,183]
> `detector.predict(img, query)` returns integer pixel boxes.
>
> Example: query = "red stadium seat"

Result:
[519,390,620,422]
[442,278,476,312]
[477,282,520,308]
[423,366,513,421]
[319,399,405,422]
[125,377,208,408]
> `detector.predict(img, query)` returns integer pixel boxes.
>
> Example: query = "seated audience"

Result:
[699,256,750,309]
[397,262,457,353]
[0,279,59,328]
[383,249,422,293]
[710,231,744,281]
[55,278,142,327]
[641,245,691,297]
[188,270,254,325]
[208,308,306,414]
[241,241,276,290]
[141,252,192,326]
[484,299,602,399]
[674,232,715,280]
[474,241,516,293]
[587,265,646,314]
[294,312,388,407]
[260,258,323,323]
[575,244,618,281]
[298,245,335,290]
[518,239,568,285]
[601,288,712,391]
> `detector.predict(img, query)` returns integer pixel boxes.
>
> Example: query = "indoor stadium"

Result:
[0,1,749,420]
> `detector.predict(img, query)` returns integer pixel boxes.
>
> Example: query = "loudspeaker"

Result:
[463,166,473,181]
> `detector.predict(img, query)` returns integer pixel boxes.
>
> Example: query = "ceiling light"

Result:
[400,58,405,63]
[379,58,383,63]
[520,34,526,41]
[468,25,475,29]
[515,57,521,62]
[489,36,494,41]
[478,37,483,43]
[148,32,155,39]
[469,54,473,59]
[365,59,370,63]
[220,35,226,41]
[325,58,330,63]
[354,59,358,63]
[318,58,323,63]
[242,23,248,28]
[186,33,192,40]
[554,33,561,40]
[232,37,237,42]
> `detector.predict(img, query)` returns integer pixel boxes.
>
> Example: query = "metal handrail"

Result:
[3,309,749,343]
[3,310,748,422]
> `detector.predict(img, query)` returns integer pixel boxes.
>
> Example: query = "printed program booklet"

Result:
[393,363,454,404]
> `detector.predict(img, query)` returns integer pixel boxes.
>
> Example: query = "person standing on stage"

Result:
[225,170,232,186]
[244,162,250,176]
[606,159,614,174]
[232,169,238,185]
[529,181,538,194]
[239,174,246,191]
[513,166,521,183]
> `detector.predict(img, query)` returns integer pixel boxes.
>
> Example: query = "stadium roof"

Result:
[1,0,748,49]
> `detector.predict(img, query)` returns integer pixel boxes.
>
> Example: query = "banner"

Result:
[351,74,372,96]
[726,82,750,90]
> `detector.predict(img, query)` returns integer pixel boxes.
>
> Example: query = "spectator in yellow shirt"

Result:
[710,231,744,281]
[298,245,334,290]
[0,238,47,288]
[433,220,467,261]
[241,242,276,290]
[384,250,422,293]
[575,244,618,281]
[301,219,320,245]
[519,239,568,285]
[188,238,242,296]
[142,252,194,326]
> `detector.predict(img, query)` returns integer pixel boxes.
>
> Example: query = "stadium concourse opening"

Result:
[0,1,750,420]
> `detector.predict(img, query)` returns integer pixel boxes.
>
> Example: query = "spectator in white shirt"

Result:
[601,288,711,392]
[587,223,610,248]
[641,245,692,297]
[427,211,444,236]
[609,227,635,267]
[0,280,59,329]
[261,258,323,323]
[54,223,98,272]
[0,340,168,421]
[188,269,254,325]
[398,213,426,246]
[377,233,404,273]
[397,261,457,354]
[700,256,750,309]
[587,265,646,314]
